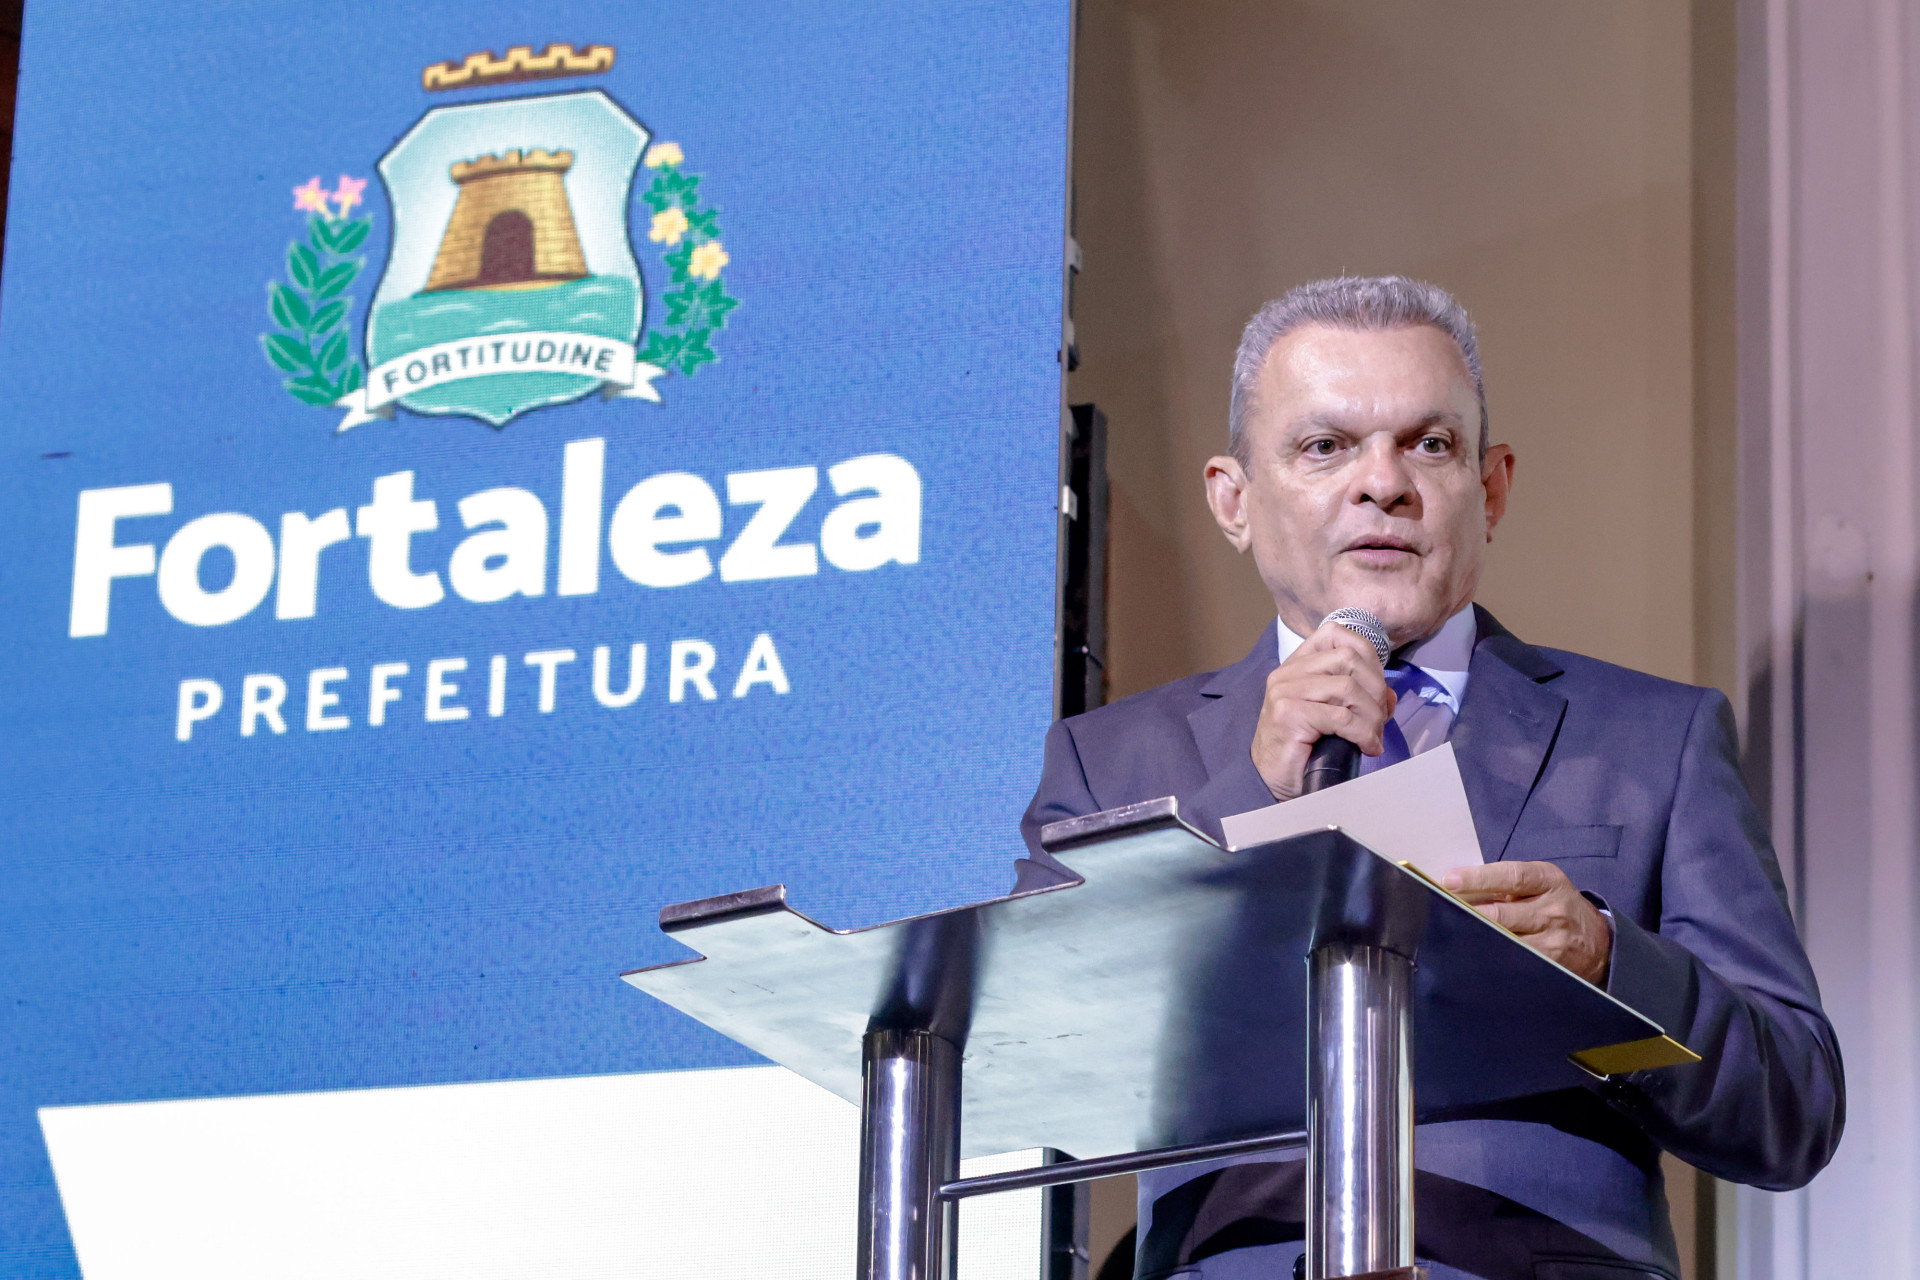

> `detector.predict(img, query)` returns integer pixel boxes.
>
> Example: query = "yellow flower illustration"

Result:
[644,141,684,168]
[649,207,689,245]
[689,242,730,280]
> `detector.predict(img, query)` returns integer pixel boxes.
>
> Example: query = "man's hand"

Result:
[1251,618,1396,801]
[1440,861,1613,985]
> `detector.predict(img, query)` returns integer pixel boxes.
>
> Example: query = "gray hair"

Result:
[1227,275,1488,462]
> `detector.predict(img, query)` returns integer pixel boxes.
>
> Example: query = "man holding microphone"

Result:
[1018,277,1842,1280]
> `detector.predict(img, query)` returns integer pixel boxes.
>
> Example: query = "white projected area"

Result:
[41,1066,1043,1280]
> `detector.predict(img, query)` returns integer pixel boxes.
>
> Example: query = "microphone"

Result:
[1300,607,1391,794]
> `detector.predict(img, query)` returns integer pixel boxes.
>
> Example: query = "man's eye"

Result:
[1305,438,1339,457]
[1417,436,1450,454]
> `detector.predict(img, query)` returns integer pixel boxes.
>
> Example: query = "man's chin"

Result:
[1320,585,1451,646]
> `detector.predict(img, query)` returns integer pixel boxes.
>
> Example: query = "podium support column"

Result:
[858,1027,961,1280]
[1305,941,1415,1280]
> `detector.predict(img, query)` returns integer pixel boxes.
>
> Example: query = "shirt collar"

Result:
[1275,603,1477,706]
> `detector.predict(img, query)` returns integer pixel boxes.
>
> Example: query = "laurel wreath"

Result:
[636,146,738,376]
[262,213,370,407]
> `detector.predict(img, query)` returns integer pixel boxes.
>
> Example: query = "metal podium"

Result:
[622,798,1696,1280]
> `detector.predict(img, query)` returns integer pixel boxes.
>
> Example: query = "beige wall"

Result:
[1071,0,1726,700]
[1068,3,1734,1276]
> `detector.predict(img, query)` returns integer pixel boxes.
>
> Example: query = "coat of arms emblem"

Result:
[262,49,736,431]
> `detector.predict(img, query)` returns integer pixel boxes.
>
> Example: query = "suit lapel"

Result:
[1453,606,1567,861]
[1181,612,1564,862]
[1187,621,1280,780]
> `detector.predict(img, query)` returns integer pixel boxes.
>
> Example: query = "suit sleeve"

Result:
[1011,719,1096,890]
[1599,688,1845,1189]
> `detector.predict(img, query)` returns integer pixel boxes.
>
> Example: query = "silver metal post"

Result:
[1305,941,1415,1280]
[859,1027,961,1280]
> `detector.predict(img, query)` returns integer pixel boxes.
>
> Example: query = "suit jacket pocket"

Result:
[1518,824,1623,860]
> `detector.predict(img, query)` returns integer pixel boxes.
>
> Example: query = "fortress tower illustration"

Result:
[421,149,589,293]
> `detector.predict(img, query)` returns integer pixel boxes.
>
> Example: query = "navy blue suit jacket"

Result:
[1018,609,1842,1280]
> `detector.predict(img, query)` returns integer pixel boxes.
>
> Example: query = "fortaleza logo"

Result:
[68,440,923,743]
[75,51,913,742]
[261,60,735,430]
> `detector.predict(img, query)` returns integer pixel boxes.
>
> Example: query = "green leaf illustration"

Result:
[309,299,348,335]
[332,219,372,254]
[263,332,315,374]
[659,170,700,204]
[340,361,365,394]
[663,241,695,284]
[312,261,360,301]
[678,328,716,374]
[309,219,340,254]
[664,279,738,331]
[287,243,319,290]
[285,377,339,406]
[685,209,719,239]
[637,330,685,367]
[269,282,311,332]
[318,330,349,373]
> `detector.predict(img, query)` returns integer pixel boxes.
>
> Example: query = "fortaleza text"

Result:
[68,438,920,634]
[174,633,791,742]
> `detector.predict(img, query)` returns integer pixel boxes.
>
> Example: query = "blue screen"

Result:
[0,1,1069,1268]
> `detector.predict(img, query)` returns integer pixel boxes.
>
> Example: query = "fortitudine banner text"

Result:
[0,1,1070,1272]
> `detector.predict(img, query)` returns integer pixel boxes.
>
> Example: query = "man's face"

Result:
[1204,323,1514,646]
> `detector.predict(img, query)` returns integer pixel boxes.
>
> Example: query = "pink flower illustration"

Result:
[293,176,330,215]
[332,174,367,217]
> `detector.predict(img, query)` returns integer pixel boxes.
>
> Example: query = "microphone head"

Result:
[1323,607,1390,666]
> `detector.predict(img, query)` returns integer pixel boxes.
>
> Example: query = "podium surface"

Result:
[624,802,1687,1164]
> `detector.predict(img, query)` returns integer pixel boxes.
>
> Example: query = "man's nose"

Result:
[1349,436,1415,511]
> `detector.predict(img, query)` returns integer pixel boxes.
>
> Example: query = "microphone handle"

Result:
[1301,734,1360,794]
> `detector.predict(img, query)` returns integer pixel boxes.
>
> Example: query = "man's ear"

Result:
[1204,455,1253,552]
[1481,443,1515,539]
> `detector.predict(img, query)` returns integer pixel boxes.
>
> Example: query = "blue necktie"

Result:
[1364,662,1458,773]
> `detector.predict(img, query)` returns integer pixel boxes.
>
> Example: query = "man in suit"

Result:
[1018,277,1843,1280]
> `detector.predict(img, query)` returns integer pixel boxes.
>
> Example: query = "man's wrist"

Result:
[1580,890,1616,989]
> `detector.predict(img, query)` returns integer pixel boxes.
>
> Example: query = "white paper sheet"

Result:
[1219,741,1484,877]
